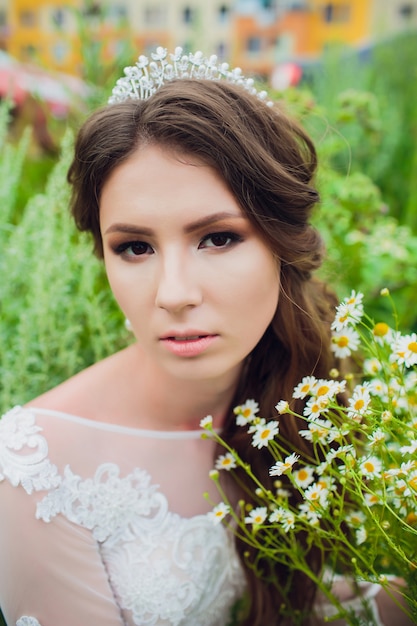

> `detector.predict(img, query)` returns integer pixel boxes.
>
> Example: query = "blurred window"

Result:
[323,3,350,23]
[52,41,69,63]
[107,4,128,23]
[51,8,65,28]
[216,41,229,58]
[21,44,38,59]
[399,4,414,18]
[247,36,262,53]
[144,5,167,26]
[19,10,37,27]
[183,6,194,24]
[288,2,308,9]
[218,4,230,23]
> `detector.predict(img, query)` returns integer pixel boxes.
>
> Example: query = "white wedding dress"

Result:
[0,406,391,626]
[0,406,245,626]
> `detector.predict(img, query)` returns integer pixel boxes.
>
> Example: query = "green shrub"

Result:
[0,103,129,415]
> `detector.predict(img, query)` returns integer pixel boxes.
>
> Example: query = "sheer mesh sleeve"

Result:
[0,480,126,626]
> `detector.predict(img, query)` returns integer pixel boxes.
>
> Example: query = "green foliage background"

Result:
[1,32,417,415]
[0,29,416,626]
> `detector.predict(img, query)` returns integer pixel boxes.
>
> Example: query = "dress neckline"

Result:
[27,406,211,439]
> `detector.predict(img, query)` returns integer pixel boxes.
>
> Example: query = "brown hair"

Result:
[68,79,338,625]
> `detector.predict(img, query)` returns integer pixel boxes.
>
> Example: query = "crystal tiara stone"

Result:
[108,46,271,105]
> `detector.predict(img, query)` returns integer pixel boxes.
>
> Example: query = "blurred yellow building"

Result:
[0,0,416,79]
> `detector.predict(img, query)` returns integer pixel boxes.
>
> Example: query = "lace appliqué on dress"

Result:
[102,514,244,626]
[36,462,245,626]
[1,407,245,626]
[0,407,60,494]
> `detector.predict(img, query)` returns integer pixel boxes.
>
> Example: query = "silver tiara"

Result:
[108,46,271,105]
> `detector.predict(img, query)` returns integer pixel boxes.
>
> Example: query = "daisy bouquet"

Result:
[201,290,417,625]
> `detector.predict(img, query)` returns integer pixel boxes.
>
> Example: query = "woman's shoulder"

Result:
[25,346,135,423]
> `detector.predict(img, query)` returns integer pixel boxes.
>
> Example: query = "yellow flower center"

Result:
[409,394,417,407]
[363,461,376,473]
[317,385,330,396]
[373,322,389,337]
[336,336,349,347]
[354,399,365,411]
[406,512,417,526]
[261,429,271,439]
[408,341,417,353]
[242,408,251,417]
[297,469,309,481]
[409,476,417,491]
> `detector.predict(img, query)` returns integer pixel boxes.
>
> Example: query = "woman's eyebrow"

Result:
[104,212,244,237]
[104,224,154,236]
[183,212,244,234]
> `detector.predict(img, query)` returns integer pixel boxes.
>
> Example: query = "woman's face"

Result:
[100,144,280,385]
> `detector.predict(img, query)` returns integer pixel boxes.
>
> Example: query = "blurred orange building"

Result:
[0,0,415,80]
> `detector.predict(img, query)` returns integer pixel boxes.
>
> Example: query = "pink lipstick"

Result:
[160,334,218,357]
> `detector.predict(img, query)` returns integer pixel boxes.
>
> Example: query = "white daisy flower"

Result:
[332,290,364,331]
[293,465,315,488]
[292,376,317,399]
[368,428,386,447]
[269,507,283,523]
[346,510,366,526]
[215,452,237,471]
[372,322,394,346]
[356,527,367,545]
[391,333,417,368]
[303,396,330,420]
[363,358,383,376]
[275,400,289,414]
[304,483,329,506]
[234,399,259,426]
[316,475,336,492]
[200,415,213,429]
[400,440,417,455]
[364,492,379,507]
[278,509,296,532]
[343,290,364,318]
[299,419,332,444]
[251,419,279,449]
[244,506,268,525]
[207,502,230,525]
[399,461,417,476]
[368,378,388,398]
[331,302,353,331]
[313,378,344,401]
[298,501,322,524]
[269,453,299,477]
[360,456,382,478]
[331,326,360,358]
[347,385,372,419]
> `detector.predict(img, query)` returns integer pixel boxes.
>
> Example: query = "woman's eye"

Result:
[199,232,242,249]
[114,241,153,257]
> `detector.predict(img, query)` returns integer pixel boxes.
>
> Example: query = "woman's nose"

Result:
[155,255,203,313]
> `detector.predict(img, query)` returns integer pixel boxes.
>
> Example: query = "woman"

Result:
[0,48,411,626]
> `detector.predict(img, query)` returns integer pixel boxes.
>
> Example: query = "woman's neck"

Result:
[120,343,241,431]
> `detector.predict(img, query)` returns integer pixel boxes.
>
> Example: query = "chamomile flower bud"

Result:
[200,415,213,429]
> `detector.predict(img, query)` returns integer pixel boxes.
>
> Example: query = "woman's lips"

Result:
[160,334,218,357]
